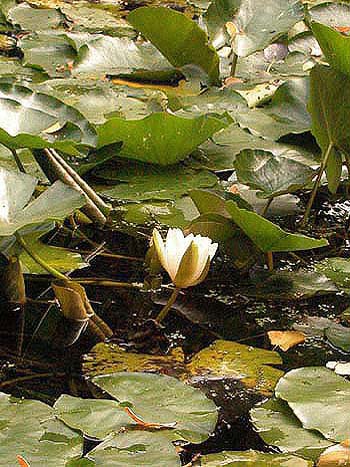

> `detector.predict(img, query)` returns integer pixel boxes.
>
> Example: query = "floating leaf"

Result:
[0,82,97,154]
[97,112,226,165]
[0,392,83,466]
[92,372,218,443]
[317,442,350,467]
[234,150,315,198]
[315,257,350,293]
[188,340,283,395]
[275,367,350,442]
[0,168,85,237]
[128,7,220,85]
[54,394,130,439]
[98,162,218,201]
[88,431,181,466]
[250,398,332,460]
[231,0,304,57]
[199,450,313,466]
[268,330,306,351]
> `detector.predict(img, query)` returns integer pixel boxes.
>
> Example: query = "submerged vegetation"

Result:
[1,0,350,465]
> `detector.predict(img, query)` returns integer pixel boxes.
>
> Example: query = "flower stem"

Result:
[155,287,180,323]
[300,142,333,228]
[15,232,67,281]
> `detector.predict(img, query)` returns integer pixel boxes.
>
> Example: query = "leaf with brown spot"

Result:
[317,442,350,466]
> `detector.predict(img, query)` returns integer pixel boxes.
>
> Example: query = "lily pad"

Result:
[18,224,87,274]
[88,431,181,466]
[234,149,315,198]
[315,257,350,293]
[128,6,220,85]
[231,0,304,57]
[199,450,313,466]
[0,168,85,237]
[92,372,218,443]
[54,395,131,439]
[275,367,350,442]
[98,163,218,201]
[97,112,226,165]
[0,82,97,154]
[250,398,332,460]
[72,34,177,81]
[83,342,187,379]
[225,200,328,252]
[0,392,83,466]
[187,340,283,395]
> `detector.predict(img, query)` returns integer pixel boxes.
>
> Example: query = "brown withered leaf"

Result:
[268,330,305,352]
[317,440,350,466]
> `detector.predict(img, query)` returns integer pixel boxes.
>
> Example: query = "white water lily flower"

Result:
[152,228,218,288]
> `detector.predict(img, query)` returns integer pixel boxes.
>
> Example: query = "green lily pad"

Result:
[19,32,77,78]
[236,78,311,140]
[18,224,86,274]
[128,6,220,85]
[97,162,218,201]
[275,367,350,442]
[0,392,83,466]
[225,200,328,252]
[187,340,283,395]
[234,149,315,198]
[54,395,130,439]
[231,0,304,57]
[35,78,167,125]
[325,323,350,353]
[88,431,181,466]
[0,82,97,154]
[97,112,226,165]
[92,372,218,443]
[250,398,332,460]
[0,168,85,237]
[8,3,64,30]
[315,257,350,293]
[72,34,177,81]
[205,0,240,41]
[309,2,350,28]
[199,450,313,466]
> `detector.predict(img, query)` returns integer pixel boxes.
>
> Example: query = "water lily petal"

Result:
[191,257,211,287]
[173,240,201,288]
[166,228,193,281]
[209,242,218,259]
[152,229,167,270]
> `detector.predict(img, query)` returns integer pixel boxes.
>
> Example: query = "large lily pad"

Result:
[188,340,283,395]
[250,398,332,460]
[0,392,83,466]
[92,372,218,443]
[231,0,304,57]
[199,450,313,466]
[225,200,328,252]
[72,34,177,81]
[0,82,97,154]
[275,367,350,442]
[0,168,84,237]
[97,112,226,165]
[97,162,218,201]
[54,395,131,439]
[88,431,181,466]
[128,6,220,85]
[234,149,315,198]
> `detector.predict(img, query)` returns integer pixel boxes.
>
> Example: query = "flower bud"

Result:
[152,228,218,288]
